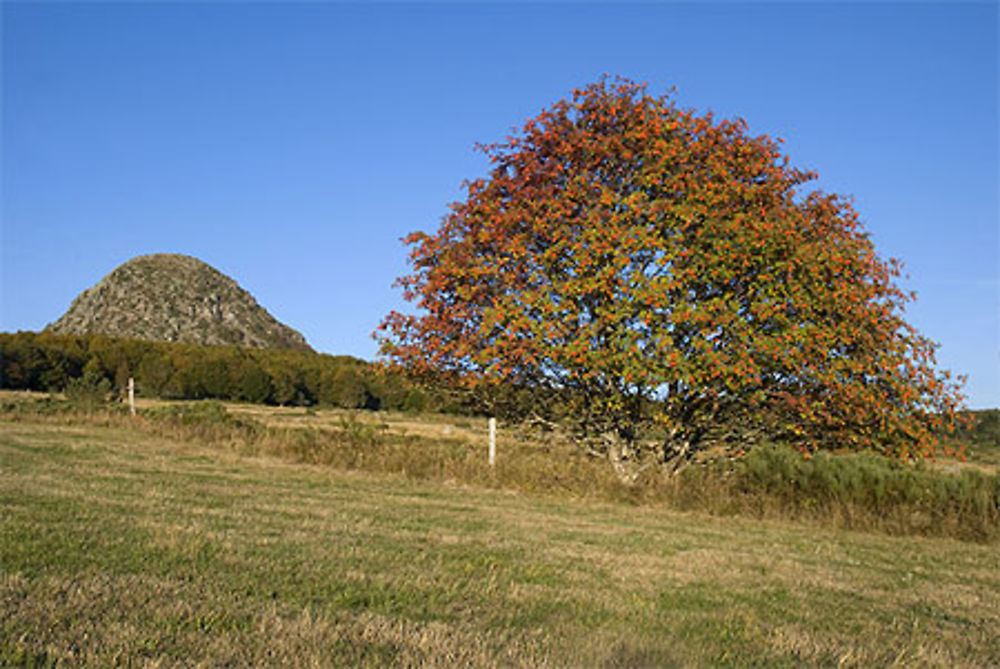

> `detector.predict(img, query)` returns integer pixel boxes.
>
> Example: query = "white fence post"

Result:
[128,377,136,416]
[488,417,496,467]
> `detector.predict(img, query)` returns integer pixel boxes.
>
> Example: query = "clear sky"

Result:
[2,2,997,408]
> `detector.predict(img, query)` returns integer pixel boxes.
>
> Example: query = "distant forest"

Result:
[0,332,441,412]
[1,331,996,448]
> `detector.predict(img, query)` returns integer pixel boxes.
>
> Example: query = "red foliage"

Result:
[378,77,965,461]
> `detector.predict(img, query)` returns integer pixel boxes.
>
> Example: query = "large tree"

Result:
[378,78,965,474]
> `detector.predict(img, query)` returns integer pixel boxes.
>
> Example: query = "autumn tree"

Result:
[378,78,964,474]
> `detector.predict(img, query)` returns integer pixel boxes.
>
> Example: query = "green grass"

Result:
[4,393,998,542]
[2,419,999,666]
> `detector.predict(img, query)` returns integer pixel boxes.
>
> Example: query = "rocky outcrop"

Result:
[47,254,312,352]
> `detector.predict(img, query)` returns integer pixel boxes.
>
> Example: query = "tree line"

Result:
[0,331,442,412]
[1,330,994,452]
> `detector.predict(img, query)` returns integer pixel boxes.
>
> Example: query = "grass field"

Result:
[2,416,999,666]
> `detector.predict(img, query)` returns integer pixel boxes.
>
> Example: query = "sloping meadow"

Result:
[2,416,998,666]
[3,395,997,543]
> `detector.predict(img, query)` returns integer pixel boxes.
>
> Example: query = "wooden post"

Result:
[488,417,496,467]
[128,377,136,416]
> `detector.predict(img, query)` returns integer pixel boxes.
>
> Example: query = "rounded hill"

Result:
[47,254,313,352]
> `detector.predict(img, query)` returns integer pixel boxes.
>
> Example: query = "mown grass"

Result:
[3,393,997,543]
[2,419,999,666]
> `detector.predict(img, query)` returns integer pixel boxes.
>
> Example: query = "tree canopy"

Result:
[378,78,965,471]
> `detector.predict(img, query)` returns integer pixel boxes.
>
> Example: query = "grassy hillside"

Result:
[2,417,999,666]
[4,392,998,542]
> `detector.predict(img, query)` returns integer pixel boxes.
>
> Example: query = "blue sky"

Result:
[2,2,997,408]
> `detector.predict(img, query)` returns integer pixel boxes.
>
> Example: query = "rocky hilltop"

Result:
[47,254,313,352]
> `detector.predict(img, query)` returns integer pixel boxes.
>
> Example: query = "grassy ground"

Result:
[6,392,996,542]
[2,418,999,666]
[225,400,1000,477]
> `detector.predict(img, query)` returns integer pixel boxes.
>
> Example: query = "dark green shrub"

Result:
[679,443,1000,540]
[64,370,112,410]
[336,413,387,449]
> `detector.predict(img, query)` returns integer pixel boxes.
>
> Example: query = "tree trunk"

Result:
[606,432,643,484]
